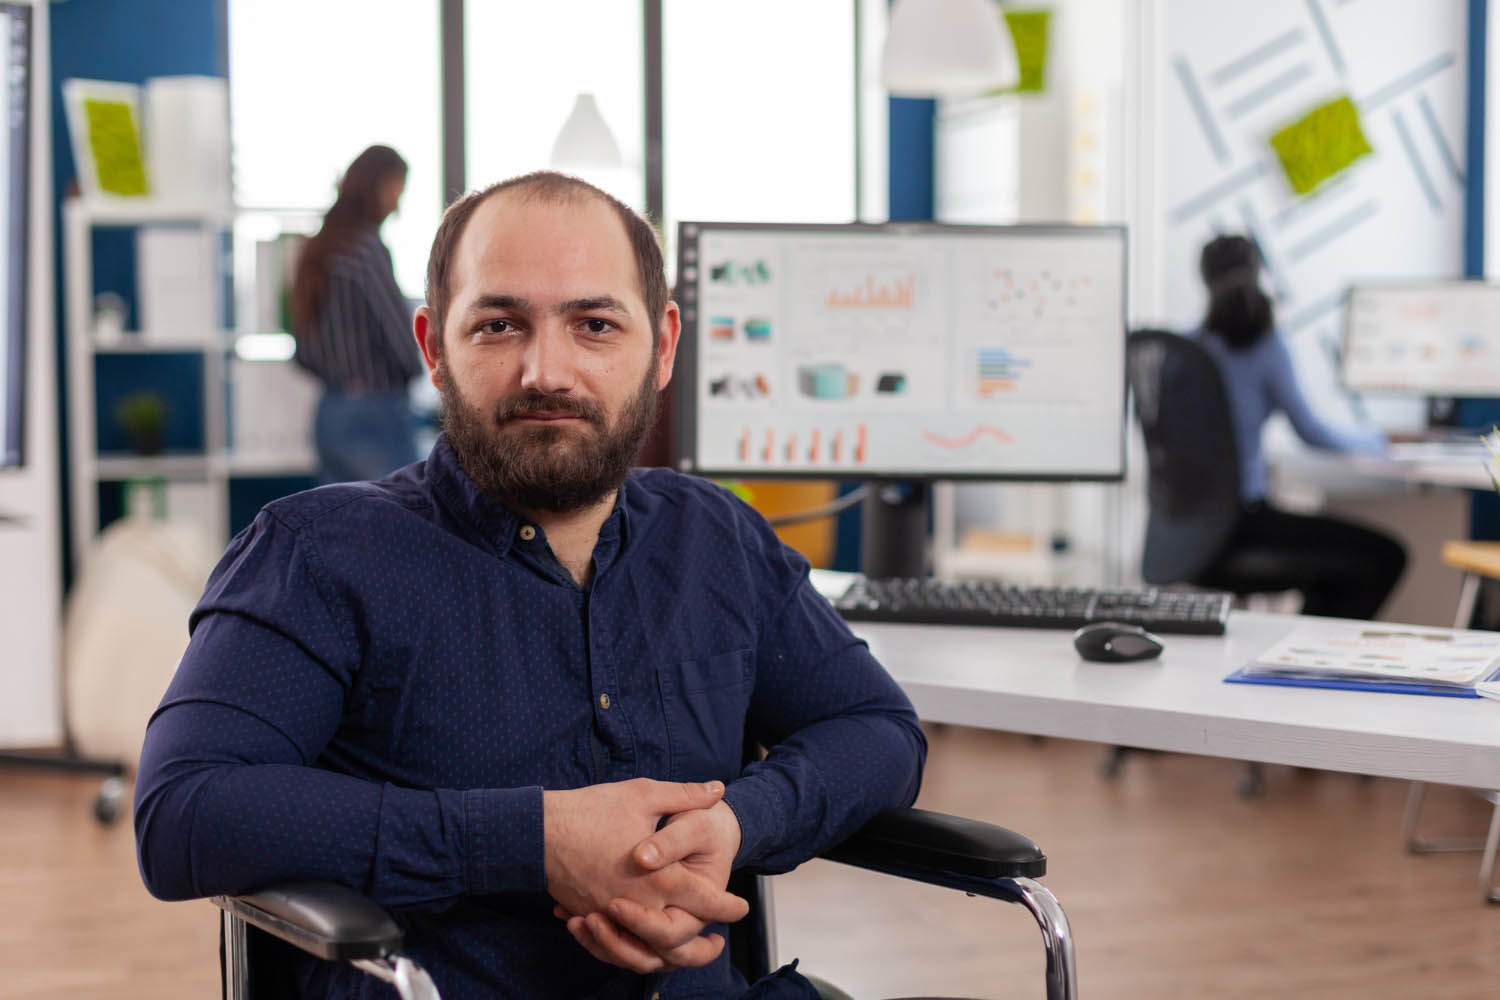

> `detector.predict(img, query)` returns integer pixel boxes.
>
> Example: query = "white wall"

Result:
[0,0,59,746]
[1154,0,1468,435]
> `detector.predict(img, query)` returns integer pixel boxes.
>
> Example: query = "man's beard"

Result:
[437,356,661,513]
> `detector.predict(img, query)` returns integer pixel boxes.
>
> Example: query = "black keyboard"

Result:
[829,576,1232,635]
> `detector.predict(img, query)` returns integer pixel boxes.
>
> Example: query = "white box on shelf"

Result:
[136,226,217,343]
[142,75,230,207]
[230,357,318,466]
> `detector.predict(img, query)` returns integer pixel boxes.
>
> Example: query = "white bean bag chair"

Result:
[64,513,219,770]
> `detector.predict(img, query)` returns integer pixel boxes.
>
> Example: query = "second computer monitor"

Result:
[673,221,1128,481]
[1343,281,1500,397]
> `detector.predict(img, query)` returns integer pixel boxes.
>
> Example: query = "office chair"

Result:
[1126,329,1242,589]
[214,806,1076,1000]
[1127,328,1369,597]
[1115,328,1362,796]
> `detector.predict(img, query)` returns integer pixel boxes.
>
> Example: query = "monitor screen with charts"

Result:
[1342,282,1500,397]
[672,221,1128,481]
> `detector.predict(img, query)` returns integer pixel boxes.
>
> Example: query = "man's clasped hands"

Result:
[544,778,748,974]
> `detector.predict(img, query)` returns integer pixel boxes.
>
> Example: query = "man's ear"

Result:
[654,301,682,391]
[413,306,444,388]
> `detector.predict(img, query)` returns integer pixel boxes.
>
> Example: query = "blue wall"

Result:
[50,0,228,578]
[1466,0,1486,279]
[1458,0,1500,540]
[887,98,936,222]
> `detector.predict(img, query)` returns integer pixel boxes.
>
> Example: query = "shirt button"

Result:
[519,525,536,541]
[599,692,611,710]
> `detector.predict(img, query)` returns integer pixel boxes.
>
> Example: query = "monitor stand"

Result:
[859,480,929,579]
[1428,395,1458,428]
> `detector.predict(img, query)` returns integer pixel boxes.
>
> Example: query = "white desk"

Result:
[1267,446,1487,627]
[1273,441,1492,493]
[856,611,1500,791]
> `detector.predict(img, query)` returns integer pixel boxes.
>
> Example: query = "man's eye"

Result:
[479,319,513,335]
[582,318,614,335]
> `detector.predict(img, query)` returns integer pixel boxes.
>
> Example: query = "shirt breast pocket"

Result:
[657,649,752,783]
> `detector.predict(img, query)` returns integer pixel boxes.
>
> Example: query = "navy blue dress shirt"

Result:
[134,436,926,999]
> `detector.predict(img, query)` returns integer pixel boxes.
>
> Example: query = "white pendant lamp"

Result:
[550,93,624,169]
[881,0,1021,97]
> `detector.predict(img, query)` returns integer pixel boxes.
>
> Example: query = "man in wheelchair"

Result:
[134,171,928,999]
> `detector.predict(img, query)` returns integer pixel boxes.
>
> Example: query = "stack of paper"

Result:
[1240,624,1500,692]
[137,226,218,343]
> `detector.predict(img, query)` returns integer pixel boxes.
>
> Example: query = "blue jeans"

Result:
[313,389,419,484]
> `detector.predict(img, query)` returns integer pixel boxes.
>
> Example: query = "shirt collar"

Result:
[427,433,634,570]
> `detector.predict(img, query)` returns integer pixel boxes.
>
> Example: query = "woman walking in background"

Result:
[290,144,423,483]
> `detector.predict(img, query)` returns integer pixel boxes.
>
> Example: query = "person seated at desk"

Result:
[132,170,926,1000]
[1191,234,1406,619]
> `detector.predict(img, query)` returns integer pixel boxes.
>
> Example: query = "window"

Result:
[662,0,858,258]
[463,1,645,209]
[228,0,442,297]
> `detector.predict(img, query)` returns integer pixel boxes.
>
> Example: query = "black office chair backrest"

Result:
[1126,329,1243,585]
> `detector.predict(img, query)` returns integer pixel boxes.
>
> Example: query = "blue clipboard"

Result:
[1223,666,1499,699]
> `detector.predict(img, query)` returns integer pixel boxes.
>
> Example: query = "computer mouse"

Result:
[1072,621,1164,663]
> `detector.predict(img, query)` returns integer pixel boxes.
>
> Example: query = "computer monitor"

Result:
[1342,281,1500,398]
[673,221,1127,480]
[0,4,29,471]
[672,221,1128,575]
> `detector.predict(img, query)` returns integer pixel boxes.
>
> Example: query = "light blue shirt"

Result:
[1194,328,1386,502]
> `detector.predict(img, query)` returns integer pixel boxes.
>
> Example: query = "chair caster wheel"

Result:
[94,776,126,825]
[1099,746,1127,780]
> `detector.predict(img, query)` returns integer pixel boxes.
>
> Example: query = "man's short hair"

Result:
[424,171,669,354]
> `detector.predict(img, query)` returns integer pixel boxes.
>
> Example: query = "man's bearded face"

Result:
[437,351,660,513]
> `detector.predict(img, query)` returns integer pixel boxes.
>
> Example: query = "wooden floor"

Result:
[3,725,1498,998]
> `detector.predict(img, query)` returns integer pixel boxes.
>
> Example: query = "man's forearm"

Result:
[134,700,545,905]
[723,711,926,874]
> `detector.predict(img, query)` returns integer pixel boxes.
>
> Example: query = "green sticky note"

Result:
[1003,9,1051,94]
[1269,95,1372,196]
[82,98,148,196]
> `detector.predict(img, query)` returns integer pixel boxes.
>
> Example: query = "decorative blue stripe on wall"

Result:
[1459,0,1500,542]
[1465,0,1486,277]
[888,97,936,221]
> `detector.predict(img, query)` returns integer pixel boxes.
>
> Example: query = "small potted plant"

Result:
[115,391,168,455]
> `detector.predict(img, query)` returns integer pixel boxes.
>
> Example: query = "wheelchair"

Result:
[216,806,1076,999]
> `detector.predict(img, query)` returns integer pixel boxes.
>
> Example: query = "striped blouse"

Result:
[293,230,425,394]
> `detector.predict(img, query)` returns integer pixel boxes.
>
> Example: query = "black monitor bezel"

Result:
[1340,278,1500,398]
[671,219,1129,483]
[0,3,28,471]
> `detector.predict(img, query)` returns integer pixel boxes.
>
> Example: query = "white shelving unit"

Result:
[62,197,313,572]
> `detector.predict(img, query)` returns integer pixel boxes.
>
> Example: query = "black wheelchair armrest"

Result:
[824,806,1047,880]
[212,882,403,962]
